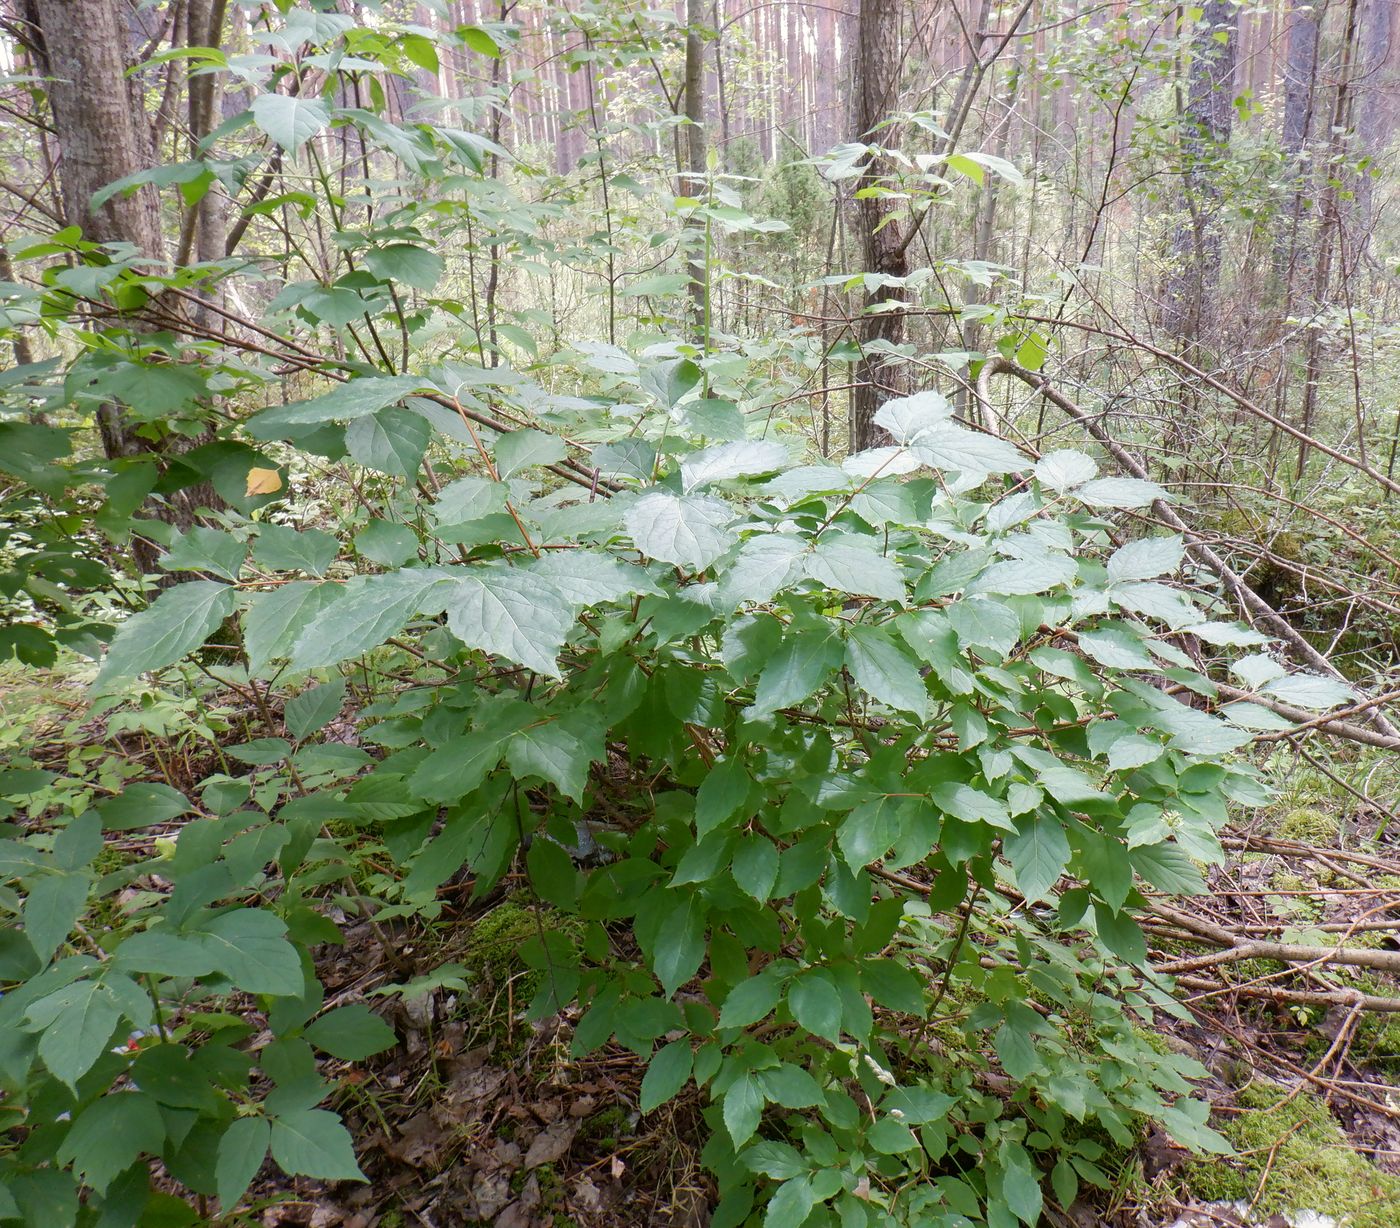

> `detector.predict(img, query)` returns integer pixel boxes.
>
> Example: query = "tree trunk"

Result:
[683,0,709,341]
[849,0,908,453]
[31,0,166,469]
[1161,0,1238,342]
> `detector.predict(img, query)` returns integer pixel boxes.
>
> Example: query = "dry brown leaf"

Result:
[245,466,283,496]
[523,1119,577,1169]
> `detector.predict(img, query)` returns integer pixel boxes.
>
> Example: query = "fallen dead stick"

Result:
[1221,834,1400,879]
[1146,900,1400,975]
[1214,683,1400,752]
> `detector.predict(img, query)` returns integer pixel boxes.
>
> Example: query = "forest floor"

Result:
[9,664,1400,1228]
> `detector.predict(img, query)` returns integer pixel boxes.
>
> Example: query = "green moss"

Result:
[1277,807,1341,845]
[1187,1081,1400,1225]
[458,901,583,1049]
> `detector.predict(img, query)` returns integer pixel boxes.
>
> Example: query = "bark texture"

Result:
[850,0,908,452]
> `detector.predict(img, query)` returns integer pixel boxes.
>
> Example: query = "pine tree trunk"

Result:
[849,0,908,453]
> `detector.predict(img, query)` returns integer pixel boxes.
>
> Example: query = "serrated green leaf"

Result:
[250,94,331,151]
[845,624,928,717]
[1034,450,1097,490]
[525,550,657,608]
[505,709,604,803]
[56,1092,164,1195]
[97,581,236,685]
[719,974,781,1029]
[23,873,88,964]
[495,428,567,477]
[245,375,427,432]
[243,580,341,675]
[748,623,844,717]
[652,895,705,997]
[289,571,449,672]
[720,534,806,606]
[346,405,431,477]
[804,536,904,602]
[304,1004,396,1060]
[192,909,304,997]
[788,972,842,1042]
[284,678,346,740]
[1075,477,1165,509]
[639,1039,692,1112]
[253,524,338,575]
[764,1175,815,1228]
[114,930,218,978]
[217,1116,270,1209]
[26,980,121,1087]
[1106,536,1185,583]
[362,244,443,291]
[160,526,247,581]
[731,836,779,900]
[445,566,575,677]
[681,440,790,491]
[269,1108,364,1181]
[1004,814,1071,902]
[625,492,736,571]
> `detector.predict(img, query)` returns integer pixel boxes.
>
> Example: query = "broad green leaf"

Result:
[764,1175,815,1228]
[23,874,88,964]
[719,975,782,1028]
[723,1073,763,1146]
[1110,581,1200,628]
[505,709,604,803]
[731,836,779,901]
[997,1142,1044,1226]
[1074,477,1165,509]
[495,428,567,477]
[872,390,954,443]
[160,526,247,581]
[354,519,419,566]
[192,909,305,996]
[114,930,218,978]
[909,422,1026,475]
[788,973,842,1042]
[695,758,751,840]
[346,406,431,477]
[1262,673,1356,709]
[250,94,331,150]
[245,375,427,432]
[290,571,450,671]
[304,1004,396,1060]
[217,1116,271,1209]
[861,958,926,1016]
[720,534,806,606]
[26,980,121,1087]
[269,1109,364,1181]
[967,554,1076,597]
[445,567,576,677]
[242,580,342,674]
[1004,815,1071,902]
[409,733,506,803]
[639,1039,692,1112]
[743,1140,808,1180]
[1034,449,1097,490]
[97,581,236,685]
[284,678,346,740]
[362,244,443,291]
[433,475,507,525]
[681,440,790,491]
[55,1092,163,1195]
[525,550,658,608]
[253,524,338,575]
[96,782,190,831]
[804,536,904,602]
[1106,536,1185,583]
[625,492,736,571]
[652,895,705,997]
[931,783,1013,831]
[845,624,928,718]
[749,624,843,717]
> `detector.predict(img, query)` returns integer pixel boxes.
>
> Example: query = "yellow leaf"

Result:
[245,467,282,496]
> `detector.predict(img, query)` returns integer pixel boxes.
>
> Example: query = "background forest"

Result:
[0,1,1398,1226]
